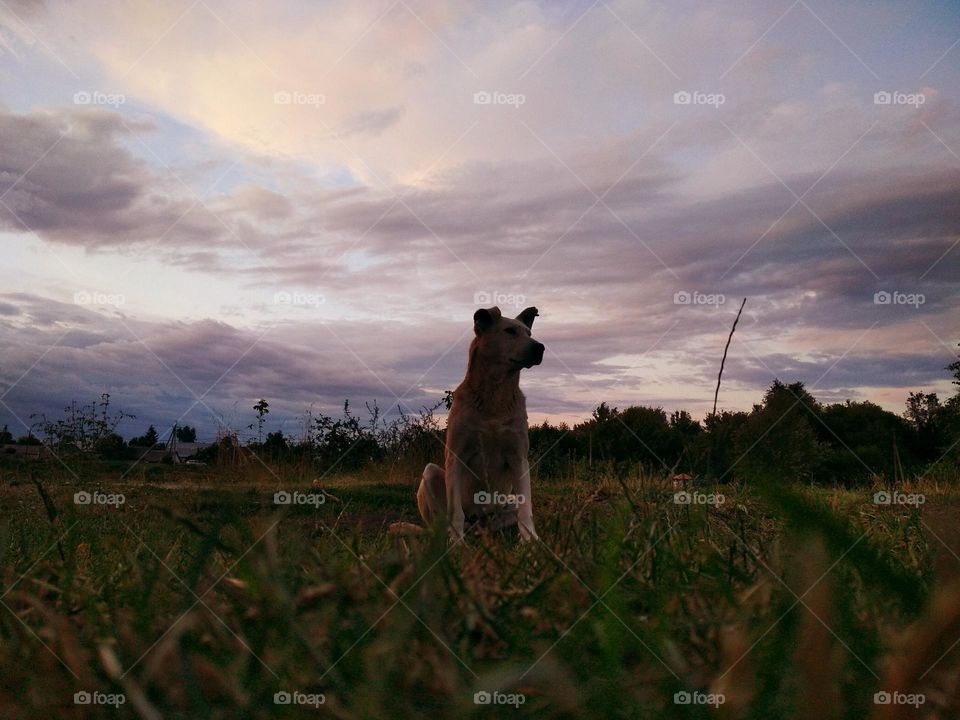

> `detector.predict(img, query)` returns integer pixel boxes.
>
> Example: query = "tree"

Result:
[573,403,679,473]
[949,345,960,390]
[312,400,383,471]
[905,392,942,431]
[253,399,270,444]
[0,425,12,445]
[694,410,749,481]
[31,393,133,453]
[820,400,914,483]
[734,380,824,483]
[95,432,128,460]
[130,425,160,447]
[669,410,702,469]
[175,425,197,442]
[262,430,288,459]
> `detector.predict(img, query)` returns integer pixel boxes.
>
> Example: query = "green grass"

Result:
[1,458,958,718]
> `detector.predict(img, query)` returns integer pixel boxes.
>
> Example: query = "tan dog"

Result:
[417,306,544,540]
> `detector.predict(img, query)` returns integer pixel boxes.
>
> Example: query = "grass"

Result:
[1,458,959,718]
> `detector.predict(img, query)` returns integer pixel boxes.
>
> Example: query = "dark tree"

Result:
[130,425,160,447]
[734,380,824,483]
[175,425,197,442]
[253,399,270,444]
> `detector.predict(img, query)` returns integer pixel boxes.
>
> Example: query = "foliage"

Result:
[29,393,133,454]
[175,425,197,442]
[129,424,161,448]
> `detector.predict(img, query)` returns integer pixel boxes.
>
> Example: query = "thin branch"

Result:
[713,298,747,416]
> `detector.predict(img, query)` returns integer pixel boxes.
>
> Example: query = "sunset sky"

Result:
[1,0,958,441]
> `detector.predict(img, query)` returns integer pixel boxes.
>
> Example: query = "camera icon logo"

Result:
[73,91,91,105]
[474,691,492,704]
[673,90,692,105]
[874,91,892,105]
[873,691,891,704]
[473,91,492,105]
[674,691,692,704]
[473,491,491,505]
[274,491,292,505]
[673,491,691,505]
[874,290,891,305]
[473,291,492,304]
[873,490,891,505]
[74,691,91,704]
[274,691,292,704]
[74,491,92,505]
[673,290,691,305]
[273,91,292,105]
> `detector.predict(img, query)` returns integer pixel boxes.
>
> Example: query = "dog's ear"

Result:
[473,306,502,333]
[516,306,539,329]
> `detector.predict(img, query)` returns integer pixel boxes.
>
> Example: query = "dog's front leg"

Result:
[446,459,466,540]
[517,458,538,541]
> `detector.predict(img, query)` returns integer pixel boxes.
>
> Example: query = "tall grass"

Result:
[1,460,958,718]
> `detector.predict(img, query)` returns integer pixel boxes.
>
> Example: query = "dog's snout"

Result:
[530,341,545,364]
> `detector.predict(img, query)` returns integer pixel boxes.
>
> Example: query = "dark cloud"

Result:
[1,105,959,430]
[0,294,471,440]
[0,109,223,249]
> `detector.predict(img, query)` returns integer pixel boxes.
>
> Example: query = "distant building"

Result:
[138,448,172,464]
[139,440,212,464]
[172,441,211,463]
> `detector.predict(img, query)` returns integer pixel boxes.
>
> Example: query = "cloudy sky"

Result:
[1,0,958,442]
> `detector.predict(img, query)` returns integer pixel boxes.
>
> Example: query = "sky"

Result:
[0,0,958,442]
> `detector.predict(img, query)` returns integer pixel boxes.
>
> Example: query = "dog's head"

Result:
[472,306,544,371]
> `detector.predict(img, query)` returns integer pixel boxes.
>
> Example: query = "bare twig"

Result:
[713,298,747,416]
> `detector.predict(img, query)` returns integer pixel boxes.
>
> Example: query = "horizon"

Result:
[2,0,959,441]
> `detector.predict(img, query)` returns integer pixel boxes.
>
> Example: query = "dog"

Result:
[416,306,544,540]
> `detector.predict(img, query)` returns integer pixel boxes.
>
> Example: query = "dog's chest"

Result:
[475,419,526,479]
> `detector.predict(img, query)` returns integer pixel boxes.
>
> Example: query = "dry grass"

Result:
[1,459,958,718]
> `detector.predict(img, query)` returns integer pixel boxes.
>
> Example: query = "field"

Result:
[2,458,959,719]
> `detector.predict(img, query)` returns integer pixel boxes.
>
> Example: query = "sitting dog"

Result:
[417,306,544,540]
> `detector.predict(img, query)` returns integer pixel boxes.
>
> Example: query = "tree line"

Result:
[4,347,958,486]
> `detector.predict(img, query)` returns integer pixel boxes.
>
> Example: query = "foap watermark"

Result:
[274,290,325,308]
[873,290,924,308]
[274,490,325,507]
[873,490,925,507]
[473,90,526,108]
[274,691,325,707]
[74,290,126,308]
[674,490,724,506]
[673,90,725,108]
[273,90,325,108]
[873,691,925,708]
[74,490,125,508]
[74,691,126,707]
[674,691,725,707]
[674,290,726,307]
[473,290,526,309]
[473,690,526,707]
[73,90,125,108]
[874,91,925,108]
[474,490,526,508]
